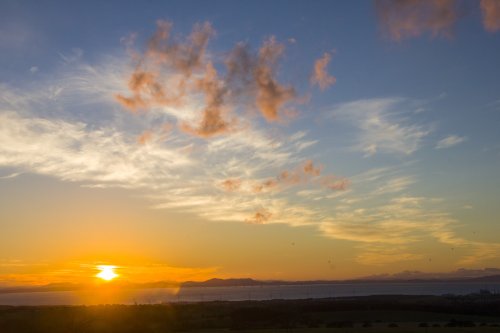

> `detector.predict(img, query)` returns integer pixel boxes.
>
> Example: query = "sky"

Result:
[1,0,500,286]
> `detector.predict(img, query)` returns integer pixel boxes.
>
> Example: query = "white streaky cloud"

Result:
[320,192,500,265]
[58,48,84,64]
[331,98,431,156]
[295,139,318,151]
[435,135,467,149]
[0,172,21,179]
[0,55,340,229]
[371,176,416,195]
[0,107,325,228]
[0,112,192,185]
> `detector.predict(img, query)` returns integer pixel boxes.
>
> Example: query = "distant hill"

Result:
[2,272,500,294]
[360,268,500,281]
[181,278,262,288]
[467,274,500,282]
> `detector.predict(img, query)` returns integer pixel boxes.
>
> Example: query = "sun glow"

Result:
[96,265,118,281]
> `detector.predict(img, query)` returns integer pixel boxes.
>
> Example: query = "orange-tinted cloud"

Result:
[137,124,173,144]
[220,161,331,194]
[375,0,458,41]
[116,22,313,138]
[254,37,296,121]
[311,52,336,90]
[116,70,185,112]
[303,159,322,176]
[146,20,215,76]
[252,178,279,193]
[220,178,242,192]
[181,62,233,137]
[247,209,272,224]
[116,21,229,137]
[481,0,500,32]
[277,160,323,186]
[224,38,297,122]
[253,160,347,193]
[278,169,302,185]
[320,175,350,191]
[137,130,153,145]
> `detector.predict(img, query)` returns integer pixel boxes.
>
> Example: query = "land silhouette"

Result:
[1,293,500,332]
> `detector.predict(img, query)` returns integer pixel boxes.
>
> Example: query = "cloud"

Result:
[0,172,21,179]
[219,160,348,194]
[137,129,153,145]
[116,20,230,137]
[115,70,185,112]
[4,21,498,270]
[59,48,84,64]
[372,176,416,195]
[225,38,297,122]
[180,62,233,137]
[246,208,272,224]
[319,175,350,191]
[116,22,301,138]
[356,246,423,265]
[320,200,433,264]
[0,66,332,229]
[252,178,279,193]
[481,0,500,32]
[331,98,430,156]
[303,159,322,176]
[435,134,466,149]
[310,52,336,90]
[321,208,425,245]
[375,0,458,41]
[321,187,500,266]
[147,21,214,75]
[0,111,192,184]
[254,37,297,121]
[220,178,242,192]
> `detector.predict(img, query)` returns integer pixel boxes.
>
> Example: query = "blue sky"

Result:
[1,0,500,284]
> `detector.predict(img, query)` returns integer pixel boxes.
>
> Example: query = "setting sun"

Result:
[96,265,118,281]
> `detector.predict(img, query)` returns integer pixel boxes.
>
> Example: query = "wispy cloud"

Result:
[321,193,500,265]
[0,172,21,179]
[375,0,458,41]
[355,245,423,265]
[0,53,337,229]
[372,176,416,195]
[246,208,272,224]
[330,98,430,156]
[435,134,466,149]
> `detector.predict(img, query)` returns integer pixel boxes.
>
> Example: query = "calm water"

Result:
[1,282,499,305]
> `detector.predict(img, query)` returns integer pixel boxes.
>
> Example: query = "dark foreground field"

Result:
[1,294,500,333]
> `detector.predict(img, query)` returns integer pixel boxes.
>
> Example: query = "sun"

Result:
[96,265,118,281]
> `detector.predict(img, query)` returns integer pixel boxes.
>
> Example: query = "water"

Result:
[0,282,499,306]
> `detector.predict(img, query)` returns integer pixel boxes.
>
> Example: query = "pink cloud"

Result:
[375,0,458,41]
[481,0,500,32]
[311,52,336,90]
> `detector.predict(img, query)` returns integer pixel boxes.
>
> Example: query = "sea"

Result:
[1,282,499,306]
